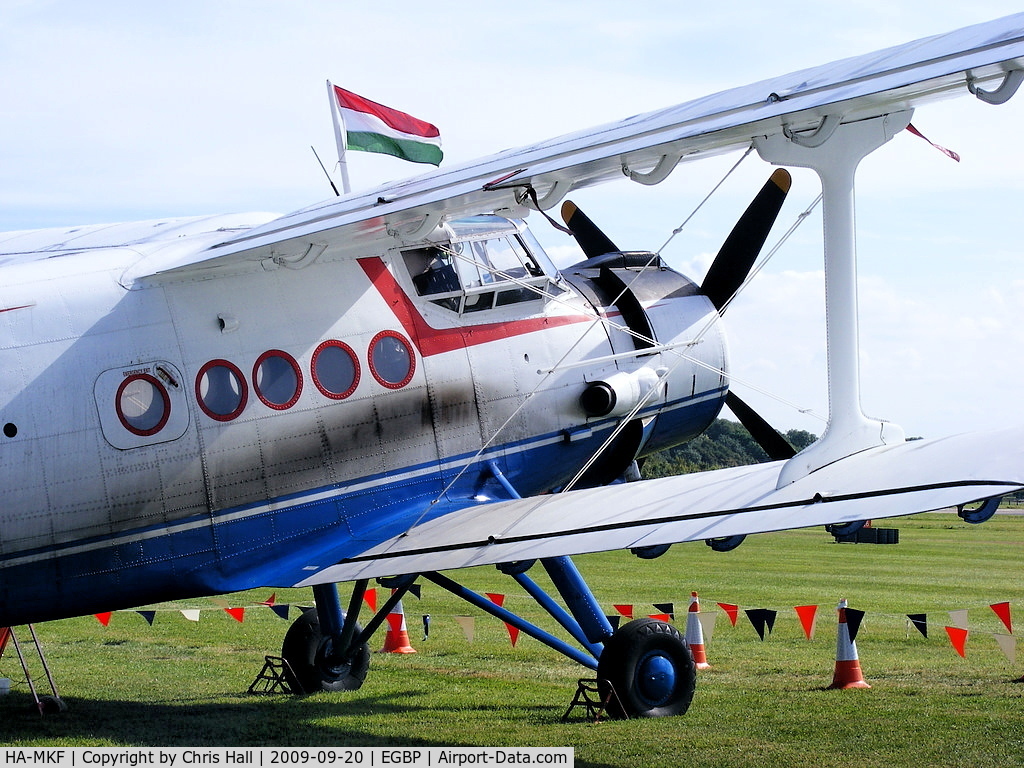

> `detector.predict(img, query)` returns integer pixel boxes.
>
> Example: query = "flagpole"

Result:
[326,80,352,194]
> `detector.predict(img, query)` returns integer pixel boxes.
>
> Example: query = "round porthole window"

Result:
[368,331,416,389]
[116,374,171,436]
[196,360,247,421]
[253,350,303,410]
[311,340,360,400]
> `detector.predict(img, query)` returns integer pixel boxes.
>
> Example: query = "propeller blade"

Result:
[701,168,791,312]
[725,391,796,461]
[561,200,620,259]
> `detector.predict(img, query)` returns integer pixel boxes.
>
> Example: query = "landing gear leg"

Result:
[281,582,371,694]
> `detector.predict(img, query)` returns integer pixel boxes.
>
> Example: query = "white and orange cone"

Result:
[685,592,711,670]
[828,598,870,689]
[379,599,417,654]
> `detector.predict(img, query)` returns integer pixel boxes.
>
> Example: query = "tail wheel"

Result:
[281,608,370,694]
[597,618,696,718]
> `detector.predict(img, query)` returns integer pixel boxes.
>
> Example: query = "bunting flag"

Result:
[269,604,290,621]
[455,616,475,643]
[994,633,1016,665]
[745,609,777,640]
[794,605,818,640]
[613,605,634,619]
[948,609,969,630]
[486,593,520,647]
[259,593,277,607]
[717,603,740,627]
[605,615,621,631]
[698,612,718,644]
[180,610,201,622]
[136,611,157,626]
[648,613,672,623]
[908,613,929,638]
[945,626,969,658]
[845,608,865,644]
[224,607,245,623]
[906,123,961,162]
[408,584,423,600]
[94,612,112,627]
[652,603,675,621]
[991,602,1013,634]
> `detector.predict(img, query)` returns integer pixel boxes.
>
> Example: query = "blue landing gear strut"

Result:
[420,462,697,718]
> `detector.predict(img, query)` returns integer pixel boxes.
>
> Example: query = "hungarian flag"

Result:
[332,85,442,166]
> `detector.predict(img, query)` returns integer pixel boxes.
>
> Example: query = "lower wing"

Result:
[301,425,1024,585]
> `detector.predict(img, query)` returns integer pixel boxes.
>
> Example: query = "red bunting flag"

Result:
[94,612,112,627]
[945,626,969,658]
[906,123,961,162]
[717,603,739,627]
[224,607,245,623]
[486,593,520,647]
[795,605,818,640]
[648,613,672,623]
[991,602,1013,634]
[259,593,277,607]
[613,605,634,619]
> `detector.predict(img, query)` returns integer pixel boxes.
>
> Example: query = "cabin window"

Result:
[253,350,303,410]
[196,360,247,421]
[368,330,415,389]
[116,374,171,436]
[312,340,360,400]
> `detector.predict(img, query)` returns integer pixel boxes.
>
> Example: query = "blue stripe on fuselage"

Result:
[0,388,724,625]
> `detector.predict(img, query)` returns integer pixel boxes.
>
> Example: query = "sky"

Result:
[2,1,1023,440]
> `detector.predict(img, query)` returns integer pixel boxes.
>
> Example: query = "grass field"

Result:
[2,512,1023,767]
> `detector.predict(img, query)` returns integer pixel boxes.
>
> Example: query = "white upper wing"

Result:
[143,13,1024,277]
[299,426,1024,585]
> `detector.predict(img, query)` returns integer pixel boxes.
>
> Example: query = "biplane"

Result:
[2,14,1024,718]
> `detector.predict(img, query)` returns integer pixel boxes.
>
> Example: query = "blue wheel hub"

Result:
[636,651,677,706]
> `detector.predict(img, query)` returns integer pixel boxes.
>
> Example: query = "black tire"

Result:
[597,618,696,718]
[281,608,371,694]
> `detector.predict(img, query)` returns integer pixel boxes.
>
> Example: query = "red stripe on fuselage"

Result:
[358,257,592,357]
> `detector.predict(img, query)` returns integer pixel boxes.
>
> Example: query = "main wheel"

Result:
[281,608,371,694]
[597,618,696,718]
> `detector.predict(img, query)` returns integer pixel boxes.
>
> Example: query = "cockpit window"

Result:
[402,227,556,315]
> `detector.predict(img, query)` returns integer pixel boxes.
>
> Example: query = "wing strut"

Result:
[755,112,912,487]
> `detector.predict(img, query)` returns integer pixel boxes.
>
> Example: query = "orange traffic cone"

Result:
[379,599,417,654]
[828,598,870,689]
[684,592,711,670]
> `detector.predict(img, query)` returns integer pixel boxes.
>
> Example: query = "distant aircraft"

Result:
[2,14,1023,719]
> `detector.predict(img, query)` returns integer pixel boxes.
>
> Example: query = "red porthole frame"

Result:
[367,330,416,390]
[311,340,361,400]
[252,349,303,410]
[195,359,248,422]
[115,373,171,436]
